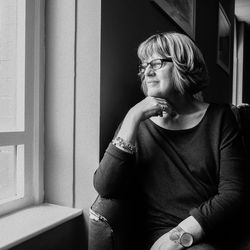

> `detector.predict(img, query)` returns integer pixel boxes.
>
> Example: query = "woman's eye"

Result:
[152,63,161,68]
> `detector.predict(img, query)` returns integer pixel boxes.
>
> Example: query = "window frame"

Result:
[0,0,44,217]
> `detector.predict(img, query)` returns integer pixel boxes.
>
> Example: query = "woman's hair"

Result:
[137,32,209,96]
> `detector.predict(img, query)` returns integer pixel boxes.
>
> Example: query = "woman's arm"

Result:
[94,96,172,198]
[93,143,136,198]
[189,106,248,239]
[116,96,170,144]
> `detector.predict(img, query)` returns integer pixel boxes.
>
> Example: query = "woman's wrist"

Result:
[178,216,204,244]
[127,106,144,124]
[168,226,194,248]
[112,136,136,154]
[150,231,184,250]
[116,108,141,144]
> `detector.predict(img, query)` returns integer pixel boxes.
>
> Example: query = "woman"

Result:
[94,32,247,250]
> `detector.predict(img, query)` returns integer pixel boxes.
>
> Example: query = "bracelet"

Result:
[112,137,136,154]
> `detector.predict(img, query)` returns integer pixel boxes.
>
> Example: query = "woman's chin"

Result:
[147,91,162,98]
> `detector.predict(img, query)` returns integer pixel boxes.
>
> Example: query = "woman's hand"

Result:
[129,96,172,122]
[150,232,184,250]
[116,97,172,147]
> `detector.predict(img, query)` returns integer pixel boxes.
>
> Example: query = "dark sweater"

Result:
[94,103,248,247]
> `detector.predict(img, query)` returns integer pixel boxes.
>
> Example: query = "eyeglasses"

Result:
[138,58,172,75]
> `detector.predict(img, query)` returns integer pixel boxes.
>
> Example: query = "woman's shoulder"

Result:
[208,102,239,127]
[208,102,231,110]
[191,102,232,123]
[207,102,234,116]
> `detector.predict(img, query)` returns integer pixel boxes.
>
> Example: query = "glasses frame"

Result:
[138,58,172,75]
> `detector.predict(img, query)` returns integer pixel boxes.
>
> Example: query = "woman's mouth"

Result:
[146,81,158,86]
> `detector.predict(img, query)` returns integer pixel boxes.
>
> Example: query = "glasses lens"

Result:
[151,59,162,70]
[139,63,147,74]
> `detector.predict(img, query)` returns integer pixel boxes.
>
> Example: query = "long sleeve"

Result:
[190,105,248,238]
[93,143,136,198]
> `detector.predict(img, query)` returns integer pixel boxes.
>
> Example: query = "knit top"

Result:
[94,103,248,248]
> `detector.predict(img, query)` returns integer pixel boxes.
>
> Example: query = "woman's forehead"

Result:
[141,53,163,63]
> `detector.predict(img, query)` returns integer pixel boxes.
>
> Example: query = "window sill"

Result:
[0,203,82,250]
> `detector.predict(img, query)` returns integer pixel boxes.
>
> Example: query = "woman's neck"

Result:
[166,93,200,115]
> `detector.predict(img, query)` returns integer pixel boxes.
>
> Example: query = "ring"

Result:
[161,105,167,112]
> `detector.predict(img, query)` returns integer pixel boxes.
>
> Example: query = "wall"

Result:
[100,0,235,157]
[43,0,101,248]
[74,0,101,213]
[196,0,235,103]
[45,0,101,208]
[45,0,75,207]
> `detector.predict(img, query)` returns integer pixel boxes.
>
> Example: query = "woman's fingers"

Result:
[152,99,171,114]
[135,96,174,120]
[153,98,172,110]
[160,104,172,113]
[147,98,170,117]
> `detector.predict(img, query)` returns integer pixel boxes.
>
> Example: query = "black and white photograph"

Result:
[0,0,250,250]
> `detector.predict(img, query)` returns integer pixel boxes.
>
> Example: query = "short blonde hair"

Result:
[137,32,209,95]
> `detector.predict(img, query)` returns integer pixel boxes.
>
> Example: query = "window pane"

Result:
[0,0,24,132]
[0,146,16,200]
[0,145,24,202]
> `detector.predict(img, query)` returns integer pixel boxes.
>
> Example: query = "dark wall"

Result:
[196,0,235,103]
[100,0,235,157]
[243,27,250,103]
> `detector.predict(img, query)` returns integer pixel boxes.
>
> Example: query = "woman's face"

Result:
[142,53,175,99]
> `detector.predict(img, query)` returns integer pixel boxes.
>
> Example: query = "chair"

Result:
[89,104,250,250]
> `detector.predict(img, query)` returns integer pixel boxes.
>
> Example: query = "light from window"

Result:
[0,0,43,215]
[0,146,16,200]
[0,0,26,206]
[0,145,24,203]
[0,0,24,132]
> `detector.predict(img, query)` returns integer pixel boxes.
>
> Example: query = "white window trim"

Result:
[32,0,45,204]
[0,0,44,216]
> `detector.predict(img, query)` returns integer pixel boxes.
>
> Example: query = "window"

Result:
[0,0,44,216]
